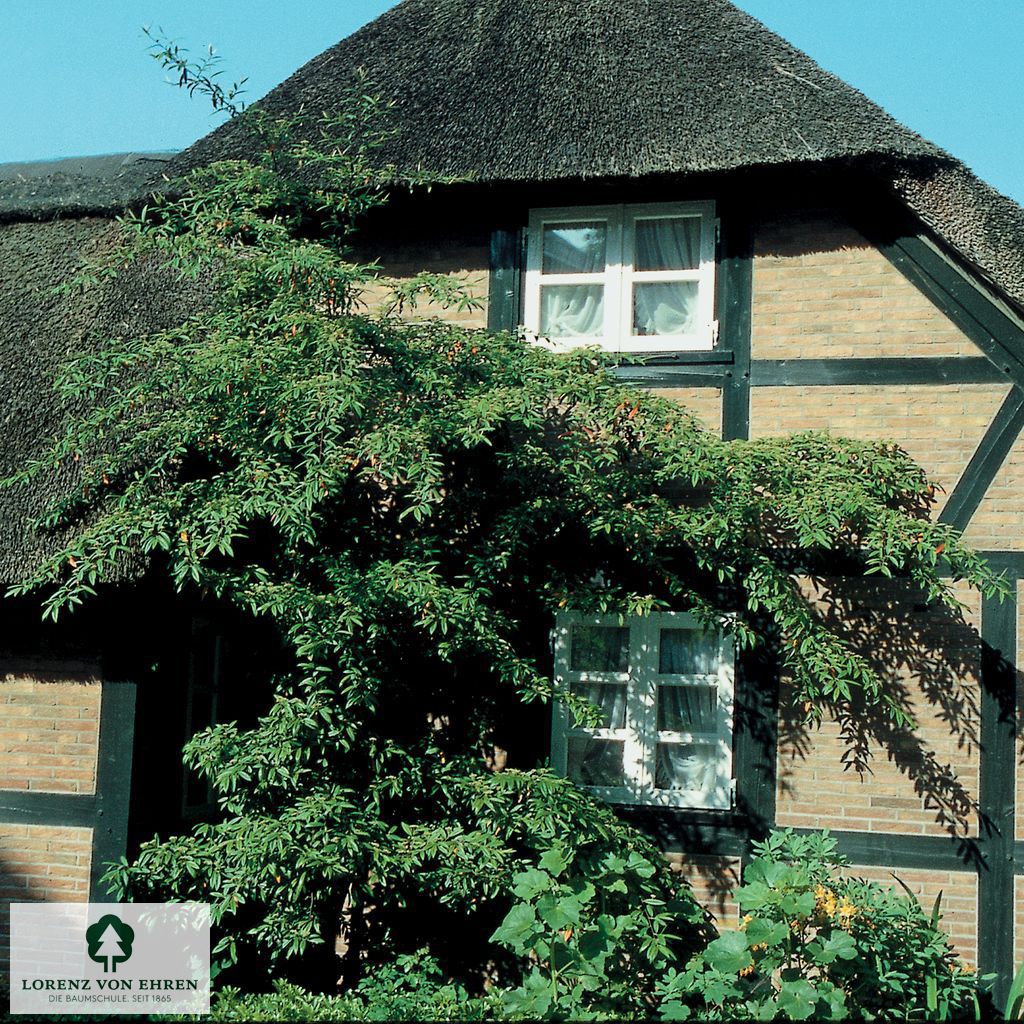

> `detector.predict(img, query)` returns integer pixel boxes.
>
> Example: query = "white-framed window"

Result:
[551,612,734,809]
[524,202,718,353]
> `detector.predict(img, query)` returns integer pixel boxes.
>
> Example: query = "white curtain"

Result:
[659,628,719,674]
[635,217,699,272]
[567,679,626,786]
[657,684,716,732]
[543,223,607,274]
[569,736,624,786]
[633,217,700,337]
[655,742,717,792]
[633,283,697,336]
[541,284,605,338]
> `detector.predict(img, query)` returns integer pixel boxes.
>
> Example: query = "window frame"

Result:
[551,611,735,809]
[524,201,718,353]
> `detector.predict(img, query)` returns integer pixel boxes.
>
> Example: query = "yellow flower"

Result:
[814,884,838,918]
[739,914,753,931]
[836,896,858,924]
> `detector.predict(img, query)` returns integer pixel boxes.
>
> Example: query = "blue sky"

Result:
[3,2,1023,203]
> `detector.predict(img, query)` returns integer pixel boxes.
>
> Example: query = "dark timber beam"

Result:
[0,791,99,828]
[751,357,1007,387]
[938,388,1024,532]
[487,227,525,334]
[793,828,982,872]
[717,209,753,440]
[978,586,1017,1003]
[89,681,137,900]
[873,230,1024,392]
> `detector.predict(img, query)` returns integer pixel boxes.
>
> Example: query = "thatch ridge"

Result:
[0,153,172,222]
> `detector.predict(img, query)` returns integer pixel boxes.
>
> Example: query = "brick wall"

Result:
[776,578,982,839]
[356,238,489,330]
[0,824,93,971]
[0,671,101,795]
[665,852,741,927]
[1017,876,1024,969]
[0,663,101,974]
[659,387,723,435]
[750,384,1010,518]
[752,215,986,360]
[963,430,1024,550]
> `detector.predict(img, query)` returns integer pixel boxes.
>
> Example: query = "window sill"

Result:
[617,349,734,367]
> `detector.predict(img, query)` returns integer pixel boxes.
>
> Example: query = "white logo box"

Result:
[9,902,210,1016]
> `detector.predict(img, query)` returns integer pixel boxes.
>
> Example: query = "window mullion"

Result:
[605,208,625,354]
[622,616,645,796]
[632,614,658,794]
[617,206,632,353]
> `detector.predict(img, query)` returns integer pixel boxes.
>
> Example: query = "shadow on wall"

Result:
[0,850,52,975]
[777,576,996,862]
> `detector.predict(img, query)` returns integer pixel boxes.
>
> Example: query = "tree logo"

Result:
[85,914,135,973]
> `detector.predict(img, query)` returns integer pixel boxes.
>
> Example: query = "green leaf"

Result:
[744,918,789,948]
[808,931,857,964]
[539,847,568,876]
[489,904,539,953]
[776,979,820,1020]
[512,867,551,900]
[704,930,752,974]
[536,893,582,930]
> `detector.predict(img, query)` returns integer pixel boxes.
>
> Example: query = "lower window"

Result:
[551,612,735,809]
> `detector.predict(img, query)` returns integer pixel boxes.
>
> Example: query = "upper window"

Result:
[524,202,717,353]
[551,612,734,809]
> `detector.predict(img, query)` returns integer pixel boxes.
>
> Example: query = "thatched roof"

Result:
[0,214,207,582]
[0,153,172,222]
[169,0,944,181]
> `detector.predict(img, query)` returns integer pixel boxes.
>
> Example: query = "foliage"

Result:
[655,830,979,1021]
[1005,958,1024,1020]
[210,951,500,1021]
[489,844,705,1019]
[3,39,1008,986]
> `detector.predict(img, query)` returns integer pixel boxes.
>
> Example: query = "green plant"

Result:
[1003,959,1024,1020]
[489,843,705,1019]
[4,36,1007,989]
[655,830,978,1021]
[210,951,500,1020]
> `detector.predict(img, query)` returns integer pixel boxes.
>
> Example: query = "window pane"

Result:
[570,683,627,729]
[542,221,607,274]
[541,284,605,338]
[633,281,698,336]
[571,625,629,672]
[659,628,719,674]
[635,217,700,271]
[657,684,717,732]
[567,737,625,786]
[655,742,717,792]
